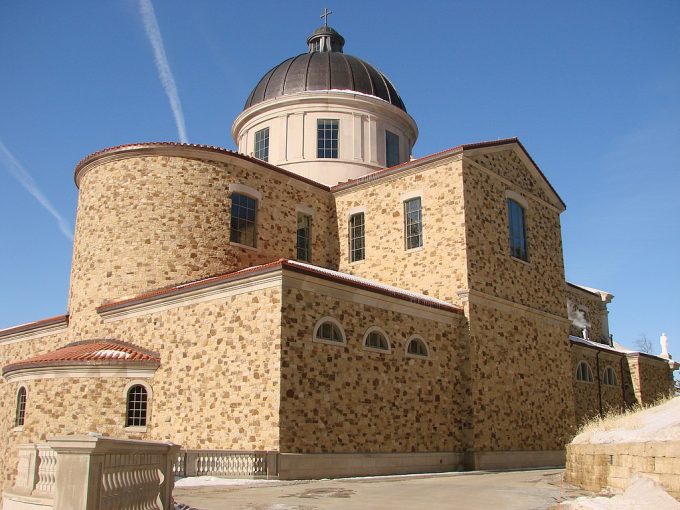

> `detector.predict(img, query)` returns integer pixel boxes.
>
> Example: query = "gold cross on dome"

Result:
[320,8,332,27]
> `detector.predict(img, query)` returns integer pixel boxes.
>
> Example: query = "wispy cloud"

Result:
[0,140,74,241]
[138,0,188,143]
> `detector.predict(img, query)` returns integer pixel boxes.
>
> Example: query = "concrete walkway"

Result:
[173,469,594,510]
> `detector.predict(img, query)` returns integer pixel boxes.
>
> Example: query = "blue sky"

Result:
[0,1,678,360]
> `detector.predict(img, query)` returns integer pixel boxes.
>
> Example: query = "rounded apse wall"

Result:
[68,143,334,333]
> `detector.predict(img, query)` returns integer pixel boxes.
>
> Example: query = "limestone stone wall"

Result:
[466,300,575,452]
[571,345,627,427]
[0,284,283,494]
[566,285,608,343]
[334,157,468,305]
[278,282,471,454]
[566,442,680,500]
[633,355,675,405]
[0,330,67,492]
[463,150,566,317]
[70,148,336,334]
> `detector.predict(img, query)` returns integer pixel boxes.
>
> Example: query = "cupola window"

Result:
[254,127,269,162]
[317,119,339,159]
[386,130,400,167]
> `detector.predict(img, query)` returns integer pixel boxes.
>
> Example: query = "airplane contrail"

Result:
[0,140,74,241]
[138,0,188,143]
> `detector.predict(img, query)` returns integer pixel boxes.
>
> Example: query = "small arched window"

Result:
[363,327,390,352]
[15,387,27,428]
[406,337,429,358]
[126,384,148,427]
[313,317,346,345]
[576,361,594,383]
[603,367,618,386]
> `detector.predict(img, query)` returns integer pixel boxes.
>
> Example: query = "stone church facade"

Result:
[0,23,676,488]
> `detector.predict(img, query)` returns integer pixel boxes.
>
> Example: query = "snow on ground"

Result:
[174,476,280,488]
[561,475,680,509]
[572,397,680,444]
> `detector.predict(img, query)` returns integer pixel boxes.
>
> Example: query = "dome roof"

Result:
[243,25,406,112]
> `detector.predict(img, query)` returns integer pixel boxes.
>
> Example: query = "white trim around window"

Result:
[346,205,366,220]
[229,183,262,201]
[504,189,529,209]
[400,189,424,203]
[362,326,391,354]
[404,335,430,359]
[312,316,347,347]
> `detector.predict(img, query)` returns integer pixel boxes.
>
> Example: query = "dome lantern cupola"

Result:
[232,15,418,187]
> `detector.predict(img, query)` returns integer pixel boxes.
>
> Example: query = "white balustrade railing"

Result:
[173,450,277,479]
[34,445,57,496]
[4,435,179,510]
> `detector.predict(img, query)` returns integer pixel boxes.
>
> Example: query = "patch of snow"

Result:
[561,474,680,509]
[572,397,680,444]
[174,476,277,488]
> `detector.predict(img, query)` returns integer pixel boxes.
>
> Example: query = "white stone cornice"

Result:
[0,322,68,346]
[3,364,157,383]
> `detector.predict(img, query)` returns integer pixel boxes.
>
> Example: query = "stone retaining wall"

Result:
[565,442,680,501]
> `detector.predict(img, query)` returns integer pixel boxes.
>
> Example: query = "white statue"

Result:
[660,332,669,359]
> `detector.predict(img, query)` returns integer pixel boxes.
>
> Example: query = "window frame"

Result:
[317,119,339,159]
[603,366,618,386]
[253,127,270,162]
[403,196,423,250]
[296,212,312,262]
[506,194,529,262]
[362,326,391,354]
[575,361,594,383]
[229,192,258,249]
[349,212,366,263]
[312,317,347,347]
[124,381,151,431]
[14,386,27,430]
[405,336,429,359]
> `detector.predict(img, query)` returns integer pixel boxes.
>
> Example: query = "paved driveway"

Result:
[174,469,593,510]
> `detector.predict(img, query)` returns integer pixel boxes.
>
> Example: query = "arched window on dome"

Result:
[576,361,594,383]
[603,367,618,386]
[126,384,148,427]
[15,386,27,428]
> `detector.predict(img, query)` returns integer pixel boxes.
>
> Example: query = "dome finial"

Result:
[321,8,332,27]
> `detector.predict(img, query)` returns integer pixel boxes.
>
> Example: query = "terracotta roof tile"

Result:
[0,314,69,339]
[2,339,159,376]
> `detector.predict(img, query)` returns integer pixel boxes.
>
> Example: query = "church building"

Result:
[0,21,676,487]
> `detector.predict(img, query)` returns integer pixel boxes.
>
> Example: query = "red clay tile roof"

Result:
[2,339,160,376]
[97,259,463,315]
[0,314,69,339]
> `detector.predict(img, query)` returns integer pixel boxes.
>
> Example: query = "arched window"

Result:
[15,386,27,428]
[576,361,594,383]
[126,384,148,427]
[507,197,528,261]
[313,317,346,345]
[363,327,390,352]
[603,367,618,386]
[405,337,429,358]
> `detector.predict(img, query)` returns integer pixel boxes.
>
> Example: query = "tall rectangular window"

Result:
[254,127,269,162]
[230,193,257,247]
[404,197,423,250]
[349,212,365,262]
[386,130,400,167]
[317,119,339,159]
[296,213,312,262]
[507,198,528,261]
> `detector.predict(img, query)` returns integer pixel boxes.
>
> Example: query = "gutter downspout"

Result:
[596,351,603,417]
